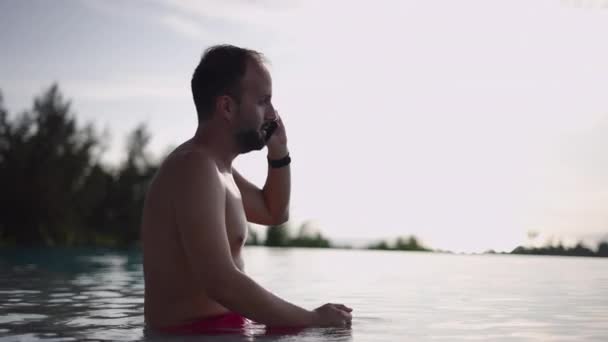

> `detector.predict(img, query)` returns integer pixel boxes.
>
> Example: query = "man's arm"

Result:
[234,114,291,226]
[233,163,290,226]
[172,152,311,327]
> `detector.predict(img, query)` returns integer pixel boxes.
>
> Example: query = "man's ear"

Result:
[216,95,237,122]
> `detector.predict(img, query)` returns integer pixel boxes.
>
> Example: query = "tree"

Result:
[570,242,594,257]
[265,224,289,247]
[104,124,157,243]
[0,85,102,245]
[245,226,260,246]
[288,222,331,248]
[0,85,160,247]
[511,240,604,258]
[395,236,427,251]
[368,235,429,251]
[367,240,390,250]
[598,241,608,257]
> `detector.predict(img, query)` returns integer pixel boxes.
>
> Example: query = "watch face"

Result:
[264,121,278,142]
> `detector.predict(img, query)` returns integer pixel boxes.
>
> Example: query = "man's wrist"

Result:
[267,145,289,160]
[268,153,291,168]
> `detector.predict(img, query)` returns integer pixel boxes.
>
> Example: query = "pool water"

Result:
[1,247,607,341]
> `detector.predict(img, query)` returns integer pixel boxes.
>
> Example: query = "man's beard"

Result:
[235,127,266,154]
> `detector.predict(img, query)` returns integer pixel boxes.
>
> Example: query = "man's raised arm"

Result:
[233,163,290,226]
[234,115,291,226]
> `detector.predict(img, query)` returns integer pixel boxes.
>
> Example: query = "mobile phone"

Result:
[264,121,278,141]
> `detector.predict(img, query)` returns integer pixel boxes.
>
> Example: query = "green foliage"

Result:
[367,240,390,250]
[263,223,331,248]
[395,236,428,251]
[245,226,260,246]
[265,224,289,247]
[367,235,430,251]
[598,241,608,257]
[290,232,331,248]
[511,240,607,258]
[0,85,157,246]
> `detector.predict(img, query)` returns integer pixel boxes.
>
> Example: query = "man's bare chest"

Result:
[223,177,248,247]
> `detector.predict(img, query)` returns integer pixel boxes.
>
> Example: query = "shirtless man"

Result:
[141,45,353,334]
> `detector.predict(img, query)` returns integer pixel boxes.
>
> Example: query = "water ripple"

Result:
[0,248,607,341]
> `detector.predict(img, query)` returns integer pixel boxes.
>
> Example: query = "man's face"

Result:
[233,61,277,154]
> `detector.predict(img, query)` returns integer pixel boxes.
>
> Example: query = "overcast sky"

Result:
[1,0,607,252]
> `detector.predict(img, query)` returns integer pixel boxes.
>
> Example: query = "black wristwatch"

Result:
[268,154,291,168]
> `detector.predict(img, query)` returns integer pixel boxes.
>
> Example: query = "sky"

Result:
[1,0,607,253]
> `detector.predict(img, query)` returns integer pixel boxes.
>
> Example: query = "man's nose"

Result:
[265,106,277,121]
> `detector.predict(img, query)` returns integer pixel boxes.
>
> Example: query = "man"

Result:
[141,45,353,334]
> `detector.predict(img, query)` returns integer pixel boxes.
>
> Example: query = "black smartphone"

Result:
[264,121,278,141]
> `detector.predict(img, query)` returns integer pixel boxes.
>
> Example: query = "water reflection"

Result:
[0,248,355,341]
[0,248,140,341]
[1,247,607,341]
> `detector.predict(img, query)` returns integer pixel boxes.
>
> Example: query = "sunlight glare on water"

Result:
[0,247,607,341]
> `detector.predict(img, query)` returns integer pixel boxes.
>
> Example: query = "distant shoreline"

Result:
[1,243,607,259]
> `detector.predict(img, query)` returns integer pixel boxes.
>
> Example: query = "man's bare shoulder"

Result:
[162,141,219,181]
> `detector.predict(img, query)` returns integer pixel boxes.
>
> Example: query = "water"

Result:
[1,247,607,341]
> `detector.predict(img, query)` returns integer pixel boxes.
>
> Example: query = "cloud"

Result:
[152,0,302,43]
[80,0,305,48]
[159,0,297,26]
[79,0,162,21]
[160,14,213,40]
[64,78,187,102]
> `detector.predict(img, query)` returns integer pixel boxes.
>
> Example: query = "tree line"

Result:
[2,85,606,257]
[0,85,156,246]
[0,85,335,248]
[510,241,608,258]
[246,223,332,248]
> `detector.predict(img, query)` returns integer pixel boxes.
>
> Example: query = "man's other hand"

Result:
[312,303,353,327]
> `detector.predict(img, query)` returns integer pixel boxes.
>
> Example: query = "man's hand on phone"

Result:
[266,112,288,159]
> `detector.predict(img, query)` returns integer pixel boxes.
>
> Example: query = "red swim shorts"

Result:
[157,312,307,336]
[158,312,249,335]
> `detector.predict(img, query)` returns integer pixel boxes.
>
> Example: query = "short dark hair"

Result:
[191,45,264,122]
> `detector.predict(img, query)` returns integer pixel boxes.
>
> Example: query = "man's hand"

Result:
[311,303,353,327]
[233,113,290,226]
[266,112,288,159]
